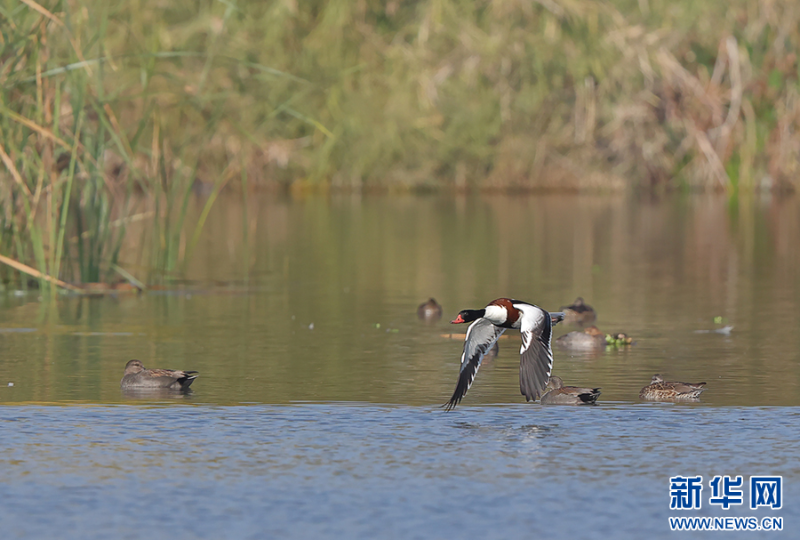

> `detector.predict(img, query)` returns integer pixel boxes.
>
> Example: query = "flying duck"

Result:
[445,298,563,410]
[639,374,706,401]
[540,376,601,405]
[120,359,199,391]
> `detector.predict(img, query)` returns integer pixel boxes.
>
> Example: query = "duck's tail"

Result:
[178,371,199,389]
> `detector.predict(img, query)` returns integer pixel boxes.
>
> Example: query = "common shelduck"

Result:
[445,298,563,410]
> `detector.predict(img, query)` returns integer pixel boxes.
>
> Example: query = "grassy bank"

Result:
[1,0,799,285]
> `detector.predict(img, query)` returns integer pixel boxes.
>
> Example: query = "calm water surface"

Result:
[1,193,798,538]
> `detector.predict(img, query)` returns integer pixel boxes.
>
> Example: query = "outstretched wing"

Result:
[445,318,506,410]
[516,304,555,402]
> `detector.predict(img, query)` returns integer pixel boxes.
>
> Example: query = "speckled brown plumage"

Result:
[639,374,706,401]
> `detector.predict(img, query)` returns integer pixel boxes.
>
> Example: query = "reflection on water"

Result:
[1,193,799,406]
[120,388,193,400]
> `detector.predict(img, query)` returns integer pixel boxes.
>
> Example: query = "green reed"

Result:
[0,0,233,287]
[1,2,133,288]
[1,0,799,287]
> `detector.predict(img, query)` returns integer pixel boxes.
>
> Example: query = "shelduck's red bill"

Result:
[451,314,465,324]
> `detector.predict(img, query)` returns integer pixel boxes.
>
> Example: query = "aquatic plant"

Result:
[0,0,232,288]
[2,0,799,286]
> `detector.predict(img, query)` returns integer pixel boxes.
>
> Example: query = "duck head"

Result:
[124,359,145,375]
[450,309,485,324]
[561,297,585,310]
[545,376,564,390]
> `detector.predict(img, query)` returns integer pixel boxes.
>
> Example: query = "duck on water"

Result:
[417,297,443,322]
[560,297,596,325]
[120,359,199,391]
[555,326,635,350]
[639,374,706,401]
[540,376,601,405]
[445,298,564,410]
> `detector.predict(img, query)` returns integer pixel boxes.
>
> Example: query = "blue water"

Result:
[3,194,800,538]
[1,404,796,539]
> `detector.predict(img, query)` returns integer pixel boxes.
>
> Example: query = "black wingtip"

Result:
[443,387,465,411]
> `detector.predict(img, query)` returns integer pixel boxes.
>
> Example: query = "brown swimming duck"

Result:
[555,325,606,350]
[540,376,601,405]
[417,298,443,322]
[560,297,597,325]
[120,359,198,391]
[639,374,706,401]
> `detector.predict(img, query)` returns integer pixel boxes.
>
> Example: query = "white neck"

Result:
[483,305,507,324]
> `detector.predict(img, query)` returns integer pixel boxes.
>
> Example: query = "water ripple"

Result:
[0,404,797,539]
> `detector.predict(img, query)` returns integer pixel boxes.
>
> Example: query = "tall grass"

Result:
[1,0,799,286]
[0,0,235,287]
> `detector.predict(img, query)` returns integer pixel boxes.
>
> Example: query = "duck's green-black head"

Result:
[450,309,484,324]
